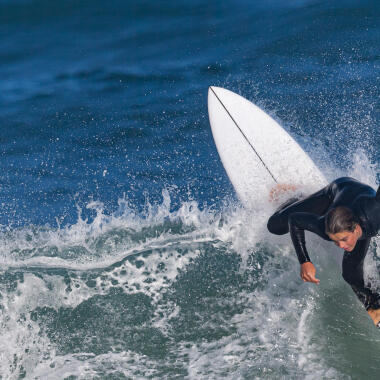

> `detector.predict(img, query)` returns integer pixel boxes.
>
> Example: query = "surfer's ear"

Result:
[354,223,362,237]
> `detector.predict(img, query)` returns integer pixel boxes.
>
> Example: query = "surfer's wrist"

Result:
[300,262,320,284]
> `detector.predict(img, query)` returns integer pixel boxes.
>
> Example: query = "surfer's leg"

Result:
[342,238,380,325]
[267,185,330,235]
[349,284,380,325]
[267,197,301,235]
[348,284,380,311]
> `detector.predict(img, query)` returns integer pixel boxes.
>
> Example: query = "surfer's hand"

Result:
[367,308,380,326]
[300,262,320,284]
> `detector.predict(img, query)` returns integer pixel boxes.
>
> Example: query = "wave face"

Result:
[1,182,380,378]
[0,0,379,378]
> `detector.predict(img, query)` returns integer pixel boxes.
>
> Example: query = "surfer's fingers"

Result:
[308,275,320,284]
[308,271,320,283]
[301,273,319,284]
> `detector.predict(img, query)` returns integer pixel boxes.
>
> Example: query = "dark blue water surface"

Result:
[0,0,379,378]
[1,0,378,226]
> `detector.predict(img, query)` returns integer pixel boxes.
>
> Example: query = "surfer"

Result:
[267,177,380,328]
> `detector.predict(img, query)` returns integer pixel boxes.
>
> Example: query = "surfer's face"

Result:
[328,224,362,252]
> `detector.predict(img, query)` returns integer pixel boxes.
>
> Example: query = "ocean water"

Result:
[0,0,379,378]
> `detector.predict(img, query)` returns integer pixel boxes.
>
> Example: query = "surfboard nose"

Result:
[208,86,221,99]
[208,86,230,99]
[208,86,217,103]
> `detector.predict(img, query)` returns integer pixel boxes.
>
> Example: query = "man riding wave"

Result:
[267,177,380,327]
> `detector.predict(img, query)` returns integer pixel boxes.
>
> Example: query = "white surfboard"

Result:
[208,86,327,207]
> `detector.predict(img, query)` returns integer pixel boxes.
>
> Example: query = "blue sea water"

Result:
[0,0,379,378]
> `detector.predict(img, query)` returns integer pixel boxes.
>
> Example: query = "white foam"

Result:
[29,351,160,379]
[0,154,379,378]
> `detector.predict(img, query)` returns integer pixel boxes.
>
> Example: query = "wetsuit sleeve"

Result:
[288,212,329,264]
[342,238,380,310]
[376,185,380,201]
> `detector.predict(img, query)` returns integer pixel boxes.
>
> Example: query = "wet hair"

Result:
[325,206,359,235]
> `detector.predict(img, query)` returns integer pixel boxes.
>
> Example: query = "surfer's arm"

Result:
[288,212,329,264]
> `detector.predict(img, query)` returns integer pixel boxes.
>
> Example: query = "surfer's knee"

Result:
[267,214,288,235]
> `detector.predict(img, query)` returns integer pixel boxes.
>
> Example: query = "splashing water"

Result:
[0,155,379,379]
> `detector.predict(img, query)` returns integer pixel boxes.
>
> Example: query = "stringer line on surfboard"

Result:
[209,86,278,184]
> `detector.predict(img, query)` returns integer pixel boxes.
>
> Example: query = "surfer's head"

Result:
[325,207,362,251]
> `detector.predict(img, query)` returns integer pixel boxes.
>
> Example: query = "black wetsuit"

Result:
[267,177,380,310]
